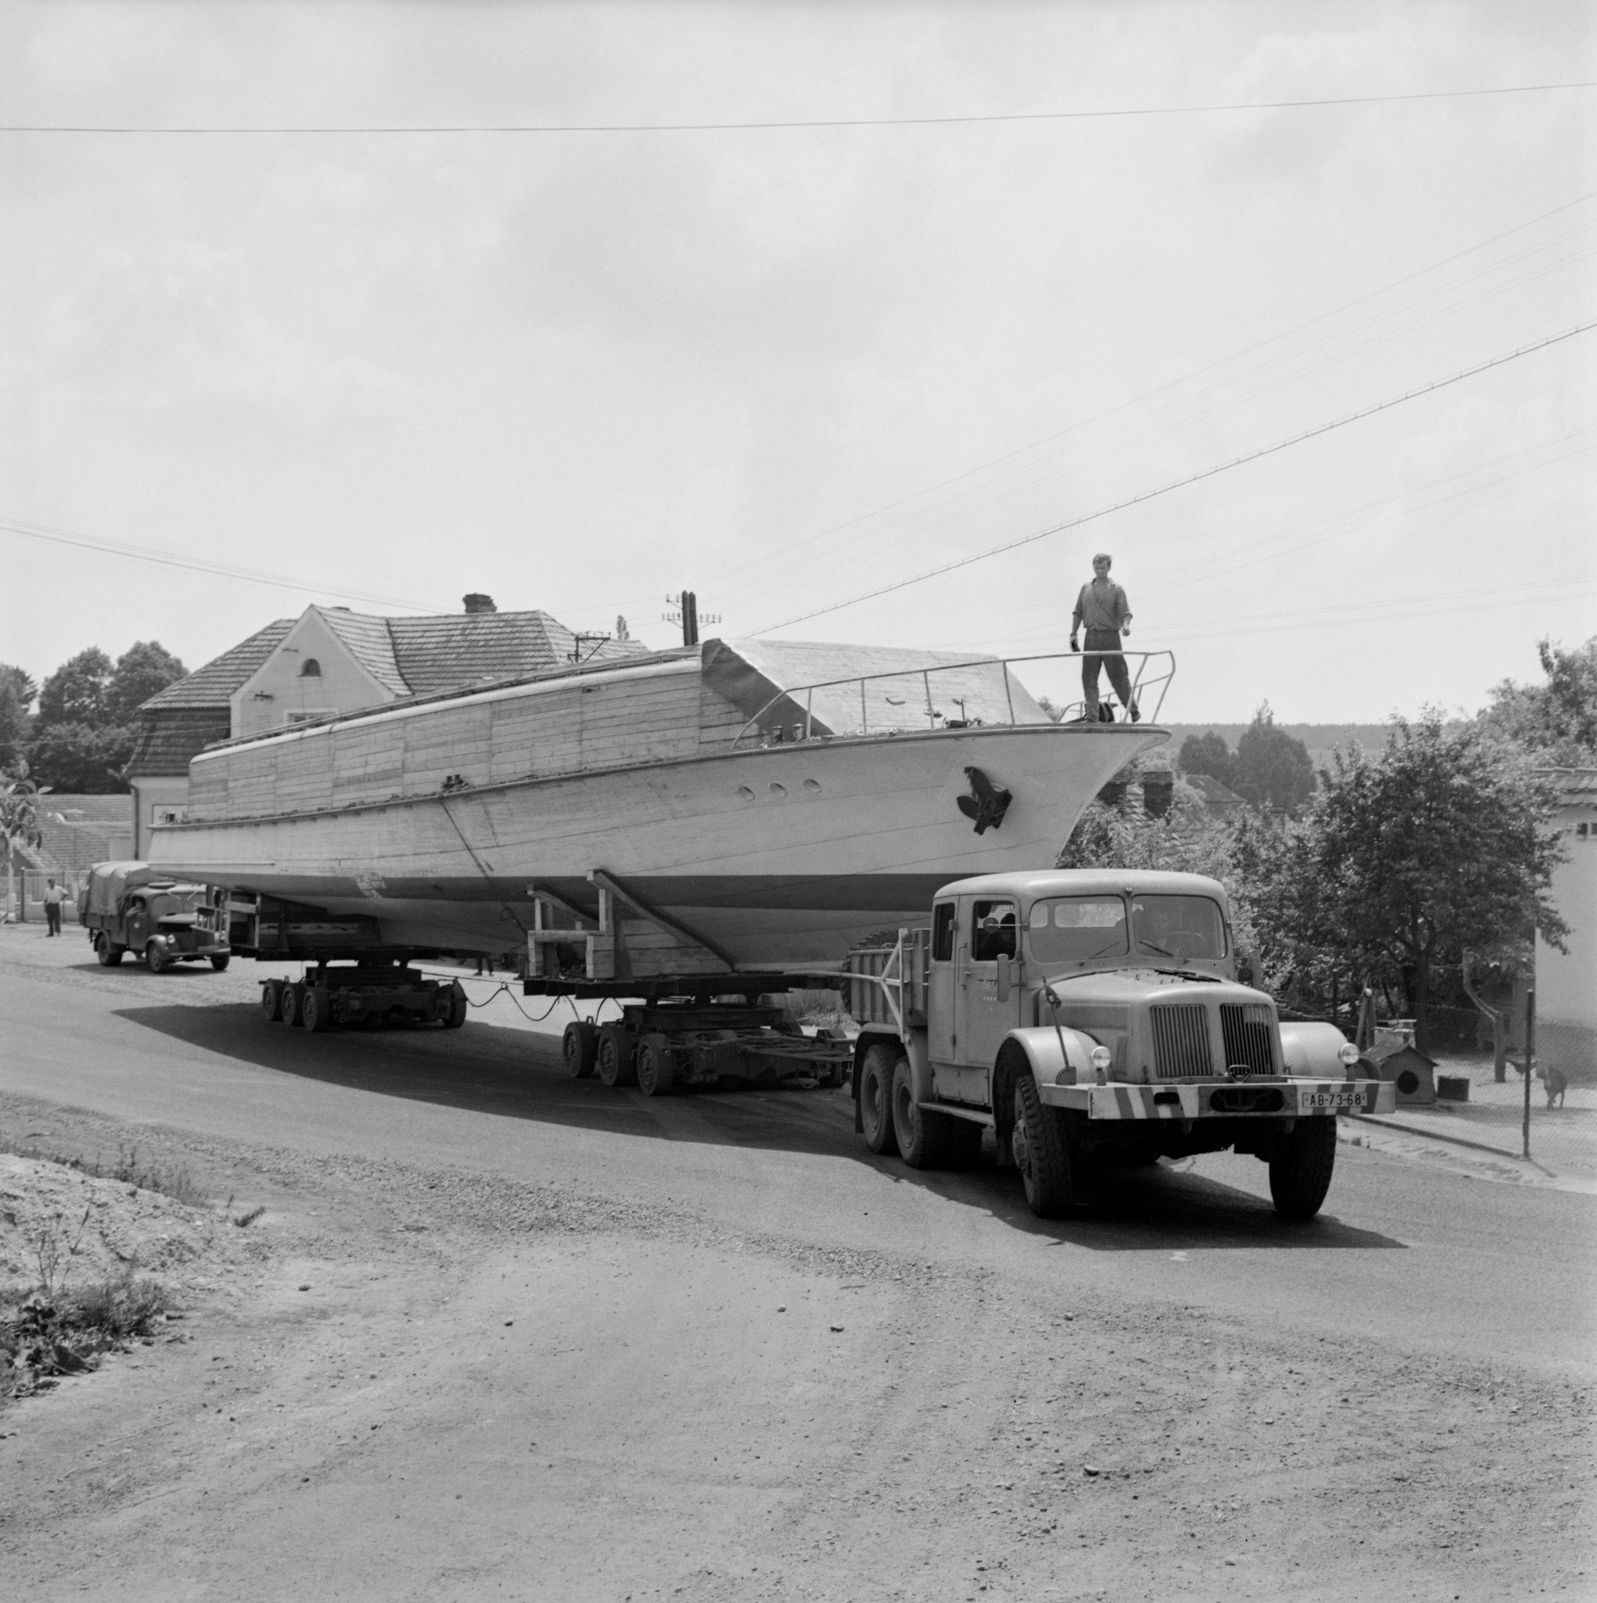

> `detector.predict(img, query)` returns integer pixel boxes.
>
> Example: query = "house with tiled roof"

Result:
[125,596,647,854]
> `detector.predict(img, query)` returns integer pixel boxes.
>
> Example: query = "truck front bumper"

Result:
[1040,1078,1396,1120]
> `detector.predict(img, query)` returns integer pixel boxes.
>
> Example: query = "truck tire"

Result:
[890,1056,957,1169]
[210,954,230,972]
[281,981,303,1028]
[859,1044,899,1156]
[597,1029,636,1088]
[302,985,333,1033]
[145,941,169,975]
[1268,1116,1338,1220]
[562,1021,598,1079]
[636,1034,676,1097]
[261,978,284,1022]
[95,933,123,968]
[1013,1075,1075,1218]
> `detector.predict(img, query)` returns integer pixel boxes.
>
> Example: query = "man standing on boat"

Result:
[1070,552,1138,722]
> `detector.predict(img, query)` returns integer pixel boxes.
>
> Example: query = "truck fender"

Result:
[1278,1019,1357,1079]
[989,1027,1101,1165]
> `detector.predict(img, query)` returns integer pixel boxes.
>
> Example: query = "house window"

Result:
[300,658,321,677]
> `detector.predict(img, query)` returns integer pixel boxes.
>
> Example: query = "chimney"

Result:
[463,594,497,615]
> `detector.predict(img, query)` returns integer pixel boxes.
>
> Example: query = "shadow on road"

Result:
[111,1001,1407,1251]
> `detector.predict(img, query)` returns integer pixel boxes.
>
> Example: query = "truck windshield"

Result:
[1026,896,1128,964]
[1129,895,1227,961]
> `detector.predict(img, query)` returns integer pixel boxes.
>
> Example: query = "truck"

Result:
[531,866,1392,1221]
[80,861,231,973]
[842,867,1392,1219]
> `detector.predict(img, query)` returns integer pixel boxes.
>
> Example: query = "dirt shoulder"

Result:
[0,1089,1591,1603]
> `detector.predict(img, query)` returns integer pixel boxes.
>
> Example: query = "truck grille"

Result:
[1220,1003,1277,1077]
[1150,1004,1213,1079]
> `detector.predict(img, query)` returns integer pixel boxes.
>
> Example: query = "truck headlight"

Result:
[1338,1042,1361,1067]
[1091,1045,1112,1083]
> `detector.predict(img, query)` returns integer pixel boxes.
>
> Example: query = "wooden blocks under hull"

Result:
[527,872,735,986]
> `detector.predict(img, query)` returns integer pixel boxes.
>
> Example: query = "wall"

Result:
[232,611,394,738]
[130,776,192,857]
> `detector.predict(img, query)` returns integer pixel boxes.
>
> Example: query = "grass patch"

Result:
[1,1275,171,1400]
[0,1137,205,1207]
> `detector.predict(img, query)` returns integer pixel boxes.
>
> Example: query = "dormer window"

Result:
[300,658,322,678]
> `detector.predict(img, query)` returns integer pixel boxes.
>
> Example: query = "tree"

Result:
[1,761,49,911]
[1177,731,1237,789]
[26,722,135,794]
[0,663,33,769]
[35,647,114,730]
[1232,703,1314,813]
[1270,713,1566,1055]
[106,641,187,723]
[1477,636,1597,764]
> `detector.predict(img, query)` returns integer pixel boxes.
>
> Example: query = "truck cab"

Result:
[850,868,1393,1220]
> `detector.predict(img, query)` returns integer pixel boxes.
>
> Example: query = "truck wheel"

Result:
[636,1034,676,1097]
[891,1056,955,1169]
[281,981,303,1028]
[302,985,333,1033]
[562,1021,598,1079]
[261,978,284,1022]
[1013,1076,1075,1218]
[105,941,125,967]
[94,934,118,967]
[859,1044,899,1156]
[145,942,169,975]
[210,954,230,972]
[443,981,467,1029]
[1268,1117,1338,1220]
[597,1029,636,1088]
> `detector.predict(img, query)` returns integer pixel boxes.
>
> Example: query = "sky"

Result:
[1,0,1593,725]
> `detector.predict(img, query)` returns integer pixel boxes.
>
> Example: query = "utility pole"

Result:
[664,591,720,649]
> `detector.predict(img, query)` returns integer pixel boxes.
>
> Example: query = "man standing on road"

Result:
[1070,552,1137,722]
[41,877,68,937]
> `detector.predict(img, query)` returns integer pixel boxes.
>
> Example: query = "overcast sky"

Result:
[2,0,1593,724]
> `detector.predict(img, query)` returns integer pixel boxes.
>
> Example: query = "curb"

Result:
[1345,1112,1569,1180]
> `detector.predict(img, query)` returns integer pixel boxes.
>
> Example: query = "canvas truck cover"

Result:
[81,861,169,921]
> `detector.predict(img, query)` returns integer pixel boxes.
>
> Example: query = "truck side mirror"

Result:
[995,953,1012,1002]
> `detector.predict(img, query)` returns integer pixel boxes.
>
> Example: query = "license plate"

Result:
[1299,1087,1363,1112]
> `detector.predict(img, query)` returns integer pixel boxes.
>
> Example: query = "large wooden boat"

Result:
[145,638,1172,972]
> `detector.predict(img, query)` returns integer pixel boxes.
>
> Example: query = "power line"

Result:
[0,516,438,613]
[747,320,1597,636]
[4,82,1593,135]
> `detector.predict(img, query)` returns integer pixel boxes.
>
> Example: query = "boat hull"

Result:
[148,722,1165,969]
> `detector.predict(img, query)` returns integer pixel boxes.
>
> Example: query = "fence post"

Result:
[1522,985,1536,1160]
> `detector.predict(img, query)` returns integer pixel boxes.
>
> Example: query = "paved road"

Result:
[2,928,1591,1376]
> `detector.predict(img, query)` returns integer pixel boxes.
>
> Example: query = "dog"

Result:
[1536,1065,1569,1109]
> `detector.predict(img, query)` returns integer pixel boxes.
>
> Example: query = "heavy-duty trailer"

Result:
[228,891,468,1033]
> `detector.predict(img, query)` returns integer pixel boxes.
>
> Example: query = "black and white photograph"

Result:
[1,3,1593,1598]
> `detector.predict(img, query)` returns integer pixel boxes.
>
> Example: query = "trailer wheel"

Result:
[281,981,303,1028]
[1013,1076,1075,1218]
[859,1044,899,1156]
[562,1021,598,1079]
[302,985,333,1033]
[1268,1116,1338,1220]
[261,978,284,1022]
[443,982,467,1029]
[636,1034,676,1097]
[210,954,230,972]
[145,941,169,975]
[891,1056,957,1169]
[597,1029,636,1088]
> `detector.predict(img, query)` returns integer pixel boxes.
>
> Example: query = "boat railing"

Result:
[731,649,1174,749]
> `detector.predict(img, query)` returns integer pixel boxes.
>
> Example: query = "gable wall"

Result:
[233,611,396,737]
